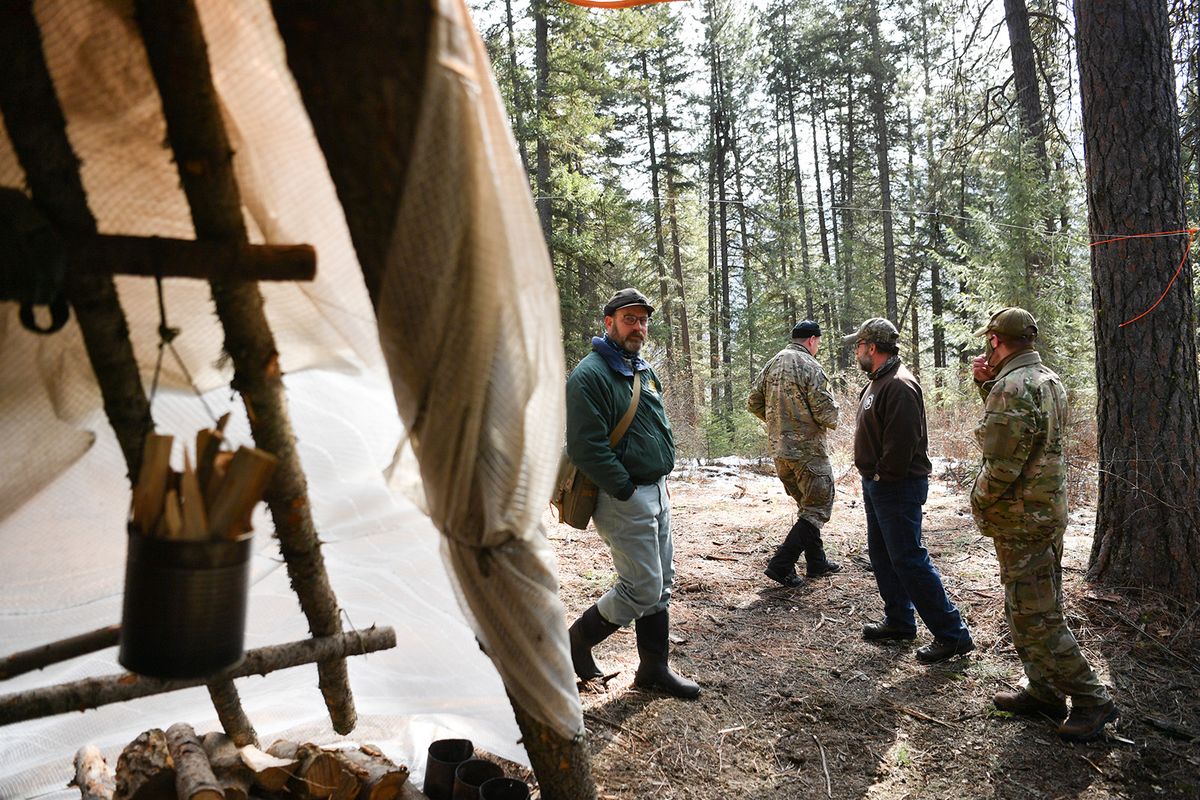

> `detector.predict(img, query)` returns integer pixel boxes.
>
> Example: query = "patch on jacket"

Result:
[862,393,874,411]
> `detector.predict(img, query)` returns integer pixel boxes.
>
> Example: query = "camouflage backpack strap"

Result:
[608,368,642,447]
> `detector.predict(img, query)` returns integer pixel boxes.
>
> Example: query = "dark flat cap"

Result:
[603,287,655,317]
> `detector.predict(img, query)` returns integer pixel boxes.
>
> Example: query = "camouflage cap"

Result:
[973,307,1038,339]
[842,317,900,346]
[603,287,655,317]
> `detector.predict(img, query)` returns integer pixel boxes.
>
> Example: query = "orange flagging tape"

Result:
[563,0,686,8]
[1090,227,1198,327]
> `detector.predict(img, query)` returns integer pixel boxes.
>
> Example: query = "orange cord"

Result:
[1090,227,1198,327]
[562,0,685,8]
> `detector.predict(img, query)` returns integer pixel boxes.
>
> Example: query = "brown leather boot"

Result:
[1057,701,1120,742]
[993,689,1068,720]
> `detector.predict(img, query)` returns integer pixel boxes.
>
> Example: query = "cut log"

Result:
[267,741,349,799]
[165,723,223,800]
[200,731,252,800]
[195,428,223,498]
[239,744,297,793]
[0,627,396,726]
[114,729,174,800]
[329,744,410,800]
[72,745,116,800]
[0,624,120,681]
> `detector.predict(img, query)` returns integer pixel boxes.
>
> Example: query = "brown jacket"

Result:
[852,357,932,482]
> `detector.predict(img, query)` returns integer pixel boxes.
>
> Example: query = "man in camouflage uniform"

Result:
[748,320,841,588]
[971,307,1119,742]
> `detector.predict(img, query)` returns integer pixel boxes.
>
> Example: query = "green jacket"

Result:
[971,350,1068,540]
[566,340,675,498]
[747,342,838,465]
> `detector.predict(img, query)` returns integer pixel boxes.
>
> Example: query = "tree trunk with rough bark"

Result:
[1076,0,1200,598]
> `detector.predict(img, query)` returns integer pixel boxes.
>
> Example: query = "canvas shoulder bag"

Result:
[552,371,642,530]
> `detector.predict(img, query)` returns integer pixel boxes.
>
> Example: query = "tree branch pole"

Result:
[69,236,317,282]
[133,0,357,733]
[0,627,396,727]
[0,0,153,483]
[0,625,119,682]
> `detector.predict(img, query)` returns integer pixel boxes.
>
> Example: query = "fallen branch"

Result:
[890,702,956,729]
[0,627,395,726]
[812,734,831,799]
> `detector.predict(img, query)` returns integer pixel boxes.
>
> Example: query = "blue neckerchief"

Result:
[592,335,647,377]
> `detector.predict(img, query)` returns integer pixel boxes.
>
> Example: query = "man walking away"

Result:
[846,318,975,664]
[970,307,1118,741]
[748,320,841,588]
[564,287,700,699]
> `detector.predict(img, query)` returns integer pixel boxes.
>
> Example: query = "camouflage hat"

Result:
[842,317,899,346]
[973,307,1038,339]
[603,287,655,317]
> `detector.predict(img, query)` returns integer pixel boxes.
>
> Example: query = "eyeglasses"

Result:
[620,314,651,327]
[855,340,868,350]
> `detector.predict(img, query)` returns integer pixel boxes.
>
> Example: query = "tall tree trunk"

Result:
[866,0,897,323]
[721,71,756,378]
[504,0,531,175]
[919,0,946,372]
[657,53,697,424]
[773,94,797,321]
[641,52,675,374]
[809,88,832,291]
[1003,0,1054,301]
[534,0,552,251]
[1077,0,1200,598]
[840,59,857,365]
[787,76,814,320]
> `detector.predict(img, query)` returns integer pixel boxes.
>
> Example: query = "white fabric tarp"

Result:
[0,0,572,795]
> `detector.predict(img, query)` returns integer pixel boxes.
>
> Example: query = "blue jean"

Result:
[863,477,970,642]
[593,478,673,626]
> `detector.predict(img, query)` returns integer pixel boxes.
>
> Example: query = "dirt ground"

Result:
[544,462,1200,800]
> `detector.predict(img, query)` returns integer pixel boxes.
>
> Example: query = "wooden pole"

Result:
[0,627,396,726]
[133,0,357,733]
[0,625,120,682]
[0,0,153,482]
[68,235,317,282]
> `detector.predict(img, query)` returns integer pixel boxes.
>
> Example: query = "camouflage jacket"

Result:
[971,350,1068,540]
[747,342,838,464]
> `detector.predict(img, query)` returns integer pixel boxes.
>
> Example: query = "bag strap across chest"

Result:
[608,369,642,447]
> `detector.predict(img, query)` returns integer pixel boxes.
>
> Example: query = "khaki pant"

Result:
[993,535,1110,706]
[775,457,834,529]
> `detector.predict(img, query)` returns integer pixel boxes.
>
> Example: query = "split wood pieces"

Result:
[130,422,278,541]
[92,726,411,800]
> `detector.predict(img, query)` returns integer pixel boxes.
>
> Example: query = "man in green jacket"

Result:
[971,307,1118,741]
[748,320,841,587]
[564,288,699,699]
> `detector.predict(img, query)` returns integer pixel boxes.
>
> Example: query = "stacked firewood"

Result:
[131,420,278,540]
[71,725,417,800]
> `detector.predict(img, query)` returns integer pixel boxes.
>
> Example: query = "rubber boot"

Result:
[765,518,813,587]
[568,604,620,681]
[633,609,700,699]
[804,532,841,577]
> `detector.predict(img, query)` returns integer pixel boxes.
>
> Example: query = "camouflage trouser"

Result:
[775,457,834,529]
[993,535,1111,706]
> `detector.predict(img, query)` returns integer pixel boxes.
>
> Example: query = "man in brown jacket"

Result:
[846,318,974,664]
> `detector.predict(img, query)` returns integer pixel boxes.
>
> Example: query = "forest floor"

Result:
[543,460,1200,800]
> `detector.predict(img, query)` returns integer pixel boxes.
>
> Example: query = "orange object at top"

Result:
[562,0,685,8]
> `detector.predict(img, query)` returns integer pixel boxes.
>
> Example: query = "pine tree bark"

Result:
[866,0,897,323]
[642,52,676,373]
[534,0,553,250]
[1076,0,1200,598]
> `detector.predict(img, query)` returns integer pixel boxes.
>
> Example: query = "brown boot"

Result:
[1057,701,1120,742]
[993,689,1068,720]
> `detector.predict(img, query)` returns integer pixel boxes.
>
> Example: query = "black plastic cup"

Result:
[424,739,474,800]
[119,526,252,679]
[452,759,504,800]
[478,777,530,800]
